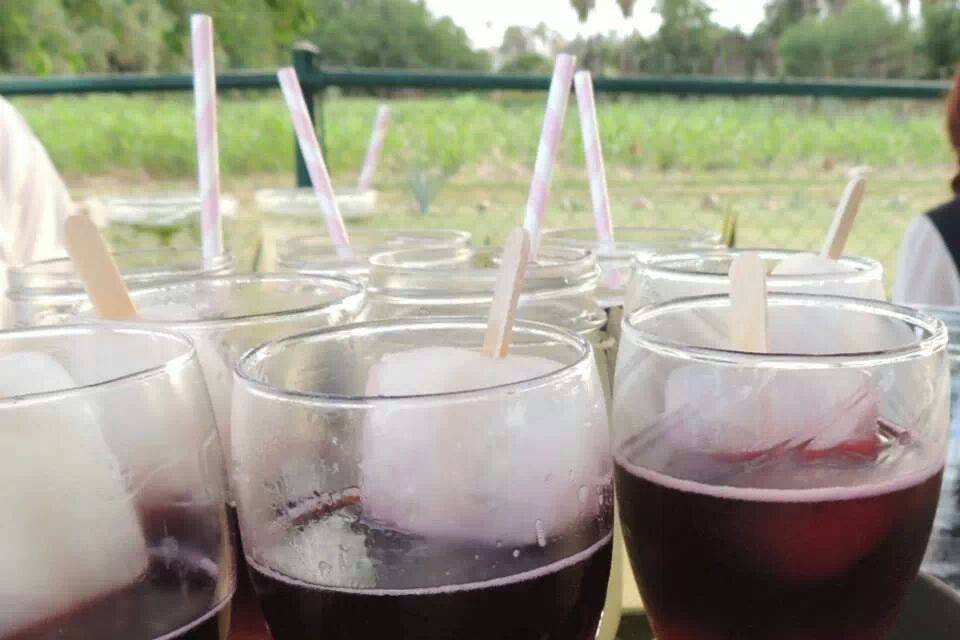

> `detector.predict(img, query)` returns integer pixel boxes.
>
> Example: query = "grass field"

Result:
[11,93,960,284]
[11,93,955,177]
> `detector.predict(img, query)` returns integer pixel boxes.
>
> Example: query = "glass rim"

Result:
[369,244,598,275]
[0,323,197,407]
[632,248,883,285]
[97,273,366,329]
[8,248,237,295]
[624,293,948,369]
[235,317,593,405]
[280,228,472,252]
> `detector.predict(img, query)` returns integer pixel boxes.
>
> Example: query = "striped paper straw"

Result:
[190,14,224,269]
[523,53,576,256]
[277,67,351,250]
[357,104,391,192]
[574,71,615,249]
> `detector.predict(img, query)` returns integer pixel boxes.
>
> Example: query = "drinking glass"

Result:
[614,294,950,639]
[625,249,885,315]
[6,247,236,328]
[0,324,233,639]
[273,228,471,279]
[541,227,723,309]
[64,273,366,637]
[366,243,620,636]
[916,305,960,590]
[231,318,614,639]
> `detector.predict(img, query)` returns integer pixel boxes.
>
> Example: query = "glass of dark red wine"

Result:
[0,324,234,639]
[613,293,951,639]
[231,318,614,639]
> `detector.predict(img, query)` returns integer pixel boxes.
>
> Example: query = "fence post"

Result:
[291,42,323,188]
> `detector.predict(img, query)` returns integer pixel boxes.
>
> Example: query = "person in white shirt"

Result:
[0,96,72,299]
[894,74,960,306]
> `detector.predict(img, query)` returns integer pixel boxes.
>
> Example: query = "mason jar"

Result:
[626,248,886,315]
[6,247,236,328]
[254,187,379,272]
[275,228,472,281]
[542,226,724,385]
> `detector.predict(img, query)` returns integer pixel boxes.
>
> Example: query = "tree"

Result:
[649,0,721,74]
[0,0,82,74]
[750,1,821,77]
[921,0,960,76]
[570,0,638,20]
[780,0,915,77]
[307,0,488,70]
[499,52,552,74]
[779,16,828,76]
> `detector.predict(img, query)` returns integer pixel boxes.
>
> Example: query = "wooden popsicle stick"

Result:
[64,212,138,321]
[482,228,531,358]
[729,252,768,353]
[821,175,866,260]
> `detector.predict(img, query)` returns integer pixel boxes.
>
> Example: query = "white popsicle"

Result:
[0,352,148,636]
[662,365,879,461]
[772,175,866,277]
[361,346,606,545]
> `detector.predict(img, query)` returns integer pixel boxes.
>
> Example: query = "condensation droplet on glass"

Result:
[332,436,339,446]
[535,519,546,548]
[578,486,588,503]
[495,539,503,548]
[474,554,480,561]
[512,549,520,558]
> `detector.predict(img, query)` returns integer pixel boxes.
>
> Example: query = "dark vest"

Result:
[926,197,960,273]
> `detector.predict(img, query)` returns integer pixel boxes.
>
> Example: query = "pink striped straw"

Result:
[523,54,576,256]
[277,67,351,250]
[357,104,391,192]
[190,14,224,269]
[574,71,615,248]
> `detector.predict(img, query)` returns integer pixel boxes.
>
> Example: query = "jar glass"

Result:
[275,228,472,280]
[626,248,885,315]
[6,247,236,328]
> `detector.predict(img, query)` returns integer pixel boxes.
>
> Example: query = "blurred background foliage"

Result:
[2,0,960,81]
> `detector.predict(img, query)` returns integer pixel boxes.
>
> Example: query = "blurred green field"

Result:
[11,93,955,178]
[11,93,959,284]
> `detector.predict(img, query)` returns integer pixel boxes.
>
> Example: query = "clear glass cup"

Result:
[101,192,239,226]
[0,324,234,639]
[273,228,472,280]
[63,273,366,637]
[541,227,723,309]
[625,249,886,315]
[255,187,378,220]
[231,318,614,639]
[916,305,960,590]
[615,294,950,639]
[6,247,236,328]
[366,243,619,634]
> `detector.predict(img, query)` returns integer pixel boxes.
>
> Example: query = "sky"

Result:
[424,0,919,50]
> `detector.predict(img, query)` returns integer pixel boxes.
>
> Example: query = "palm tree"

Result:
[570,0,637,20]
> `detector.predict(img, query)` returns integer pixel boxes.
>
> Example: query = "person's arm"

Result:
[0,97,72,267]
[893,215,960,306]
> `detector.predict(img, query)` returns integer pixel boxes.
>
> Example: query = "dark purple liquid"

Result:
[616,463,942,640]
[249,538,611,640]
[3,502,232,640]
[227,505,271,639]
